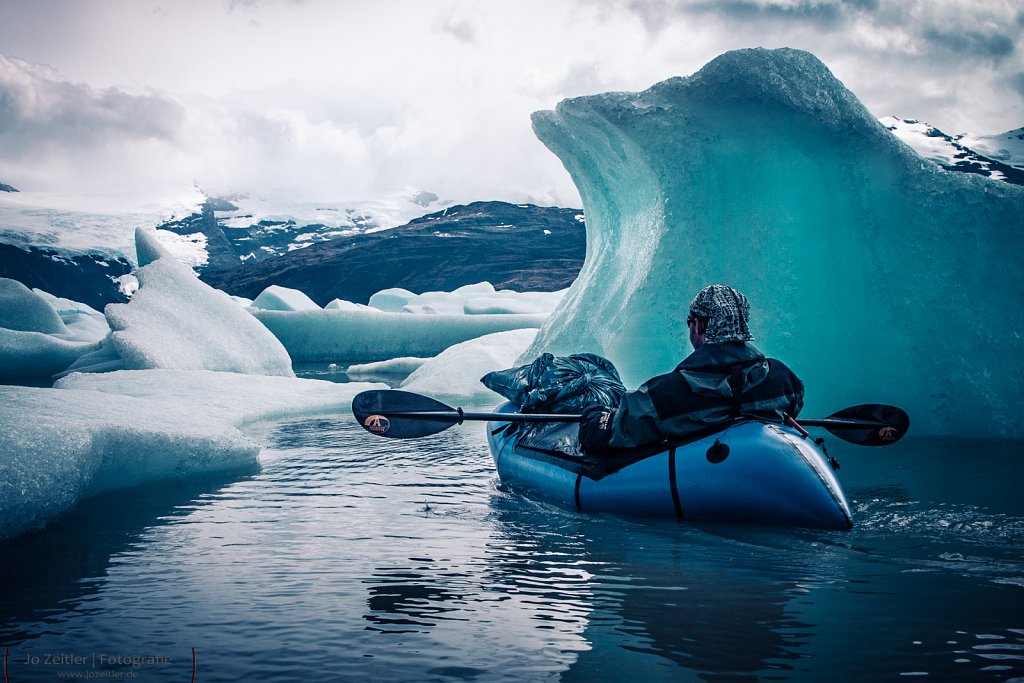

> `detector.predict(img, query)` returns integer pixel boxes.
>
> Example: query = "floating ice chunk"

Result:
[31,289,103,318]
[345,356,430,377]
[103,229,294,376]
[524,48,1024,436]
[401,329,538,402]
[30,289,110,343]
[462,289,566,315]
[0,370,384,539]
[54,334,124,377]
[251,285,321,311]
[325,298,378,312]
[230,295,254,307]
[252,308,546,362]
[402,283,497,314]
[368,287,417,312]
[365,282,561,316]
[0,328,100,380]
[0,278,68,334]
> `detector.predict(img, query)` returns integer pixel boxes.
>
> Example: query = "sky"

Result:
[0,0,1021,207]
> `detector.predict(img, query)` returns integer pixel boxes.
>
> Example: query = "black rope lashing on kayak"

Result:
[668,447,684,521]
[816,436,840,471]
[574,473,583,511]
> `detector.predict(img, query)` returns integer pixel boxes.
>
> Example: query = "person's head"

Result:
[687,284,754,349]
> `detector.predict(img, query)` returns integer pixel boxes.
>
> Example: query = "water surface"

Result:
[2,415,1022,681]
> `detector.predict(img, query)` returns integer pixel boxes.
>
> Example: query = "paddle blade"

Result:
[826,404,910,446]
[352,390,460,439]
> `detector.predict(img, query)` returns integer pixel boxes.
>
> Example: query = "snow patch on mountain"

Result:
[881,117,1024,185]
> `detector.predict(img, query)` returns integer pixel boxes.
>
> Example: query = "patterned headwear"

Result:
[689,284,754,344]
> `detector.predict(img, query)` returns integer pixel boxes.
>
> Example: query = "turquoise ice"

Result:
[523,48,1024,437]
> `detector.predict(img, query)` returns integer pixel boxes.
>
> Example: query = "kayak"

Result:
[486,402,853,530]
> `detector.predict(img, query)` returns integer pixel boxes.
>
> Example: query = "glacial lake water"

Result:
[2,401,1023,681]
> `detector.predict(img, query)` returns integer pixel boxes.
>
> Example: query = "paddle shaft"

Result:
[382,409,583,423]
[380,409,886,430]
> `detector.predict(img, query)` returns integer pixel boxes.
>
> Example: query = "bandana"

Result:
[689,284,754,344]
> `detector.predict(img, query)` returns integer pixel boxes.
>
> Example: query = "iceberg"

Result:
[0,279,103,380]
[0,278,68,334]
[0,328,100,380]
[324,298,378,312]
[251,282,555,363]
[251,285,322,311]
[32,289,110,343]
[366,282,565,316]
[368,287,418,312]
[400,329,538,402]
[524,48,1024,437]
[102,229,295,376]
[345,356,430,378]
[252,308,547,363]
[0,370,384,540]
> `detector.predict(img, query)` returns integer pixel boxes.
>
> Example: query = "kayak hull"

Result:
[486,404,853,530]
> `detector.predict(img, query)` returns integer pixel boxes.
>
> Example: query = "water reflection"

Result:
[364,562,471,634]
[479,493,812,681]
[0,470,254,644]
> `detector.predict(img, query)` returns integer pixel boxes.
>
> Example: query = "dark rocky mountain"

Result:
[0,244,132,309]
[201,201,586,305]
[155,195,407,269]
[0,183,18,193]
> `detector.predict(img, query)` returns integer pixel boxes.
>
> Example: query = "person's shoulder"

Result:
[765,357,803,385]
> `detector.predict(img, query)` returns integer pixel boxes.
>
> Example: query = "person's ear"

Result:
[695,318,707,335]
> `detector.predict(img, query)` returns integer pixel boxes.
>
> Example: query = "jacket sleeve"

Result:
[577,382,666,454]
[769,359,805,418]
[606,382,666,449]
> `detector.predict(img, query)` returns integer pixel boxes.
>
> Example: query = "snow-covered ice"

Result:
[525,47,1024,437]
[102,229,294,376]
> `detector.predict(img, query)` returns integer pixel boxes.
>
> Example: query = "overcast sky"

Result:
[0,0,1020,206]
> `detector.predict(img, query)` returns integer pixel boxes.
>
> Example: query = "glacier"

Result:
[523,48,1024,437]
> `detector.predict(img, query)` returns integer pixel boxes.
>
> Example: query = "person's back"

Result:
[578,284,804,454]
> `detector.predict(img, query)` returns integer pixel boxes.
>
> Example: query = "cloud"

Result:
[0,55,184,152]
[1008,72,1024,99]
[442,11,478,44]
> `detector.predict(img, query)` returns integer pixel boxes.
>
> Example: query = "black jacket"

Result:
[579,342,804,453]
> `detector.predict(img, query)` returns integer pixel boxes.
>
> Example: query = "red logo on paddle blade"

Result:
[879,426,899,441]
[364,415,391,434]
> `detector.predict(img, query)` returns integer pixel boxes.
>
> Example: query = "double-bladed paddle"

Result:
[352,389,909,446]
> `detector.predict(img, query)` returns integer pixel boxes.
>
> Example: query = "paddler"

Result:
[578,284,805,454]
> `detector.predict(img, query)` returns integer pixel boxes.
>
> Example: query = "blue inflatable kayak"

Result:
[486,403,853,530]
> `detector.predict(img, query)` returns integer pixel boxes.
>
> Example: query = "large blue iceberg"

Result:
[523,48,1024,437]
